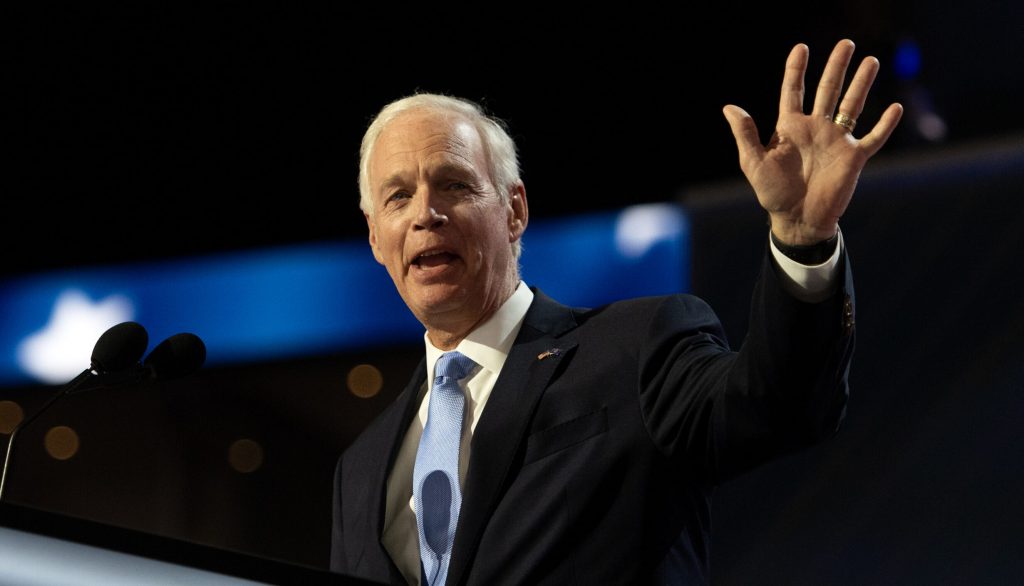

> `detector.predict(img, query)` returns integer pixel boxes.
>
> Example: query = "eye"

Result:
[447,181,469,191]
[386,191,411,204]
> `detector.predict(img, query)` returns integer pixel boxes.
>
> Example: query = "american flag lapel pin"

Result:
[537,348,562,361]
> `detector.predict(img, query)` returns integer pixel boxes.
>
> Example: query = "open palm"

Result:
[724,40,904,246]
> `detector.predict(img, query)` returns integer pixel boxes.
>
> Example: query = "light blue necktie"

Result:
[414,351,476,586]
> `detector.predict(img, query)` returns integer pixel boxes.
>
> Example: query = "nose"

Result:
[413,188,448,230]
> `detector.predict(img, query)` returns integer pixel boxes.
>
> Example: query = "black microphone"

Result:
[1,321,151,500]
[92,321,150,374]
[143,332,207,381]
[73,331,207,393]
[56,321,150,394]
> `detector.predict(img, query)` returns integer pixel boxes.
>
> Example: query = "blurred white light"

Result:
[614,204,684,258]
[916,112,948,142]
[16,289,135,384]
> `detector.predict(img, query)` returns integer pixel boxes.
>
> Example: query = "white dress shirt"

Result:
[382,234,844,583]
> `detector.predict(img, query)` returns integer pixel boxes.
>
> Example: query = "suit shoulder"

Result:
[575,293,718,324]
[563,293,724,348]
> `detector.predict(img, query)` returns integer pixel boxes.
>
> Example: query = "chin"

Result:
[406,284,471,317]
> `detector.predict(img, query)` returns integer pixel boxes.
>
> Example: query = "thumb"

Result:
[722,105,763,163]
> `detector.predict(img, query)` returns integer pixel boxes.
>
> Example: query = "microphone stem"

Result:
[0,369,93,501]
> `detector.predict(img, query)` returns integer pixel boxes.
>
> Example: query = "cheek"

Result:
[375,227,405,263]
[469,223,510,268]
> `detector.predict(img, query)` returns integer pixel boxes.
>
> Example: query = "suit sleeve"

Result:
[638,246,854,484]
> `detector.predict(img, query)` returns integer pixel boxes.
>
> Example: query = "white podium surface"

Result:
[0,525,267,586]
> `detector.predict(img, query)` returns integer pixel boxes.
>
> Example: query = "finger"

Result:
[859,103,904,157]
[779,43,809,115]
[837,56,880,122]
[811,39,856,118]
[722,105,763,165]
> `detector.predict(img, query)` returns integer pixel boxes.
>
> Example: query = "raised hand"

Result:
[723,39,904,246]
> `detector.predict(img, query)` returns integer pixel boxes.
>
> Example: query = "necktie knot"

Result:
[434,351,476,384]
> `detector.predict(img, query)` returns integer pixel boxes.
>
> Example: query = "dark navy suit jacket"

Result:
[331,251,854,584]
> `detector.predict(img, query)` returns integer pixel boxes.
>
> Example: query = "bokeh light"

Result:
[346,364,383,399]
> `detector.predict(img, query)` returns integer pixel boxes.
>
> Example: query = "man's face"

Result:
[365,109,527,336]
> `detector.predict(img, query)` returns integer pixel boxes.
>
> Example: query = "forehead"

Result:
[369,109,487,185]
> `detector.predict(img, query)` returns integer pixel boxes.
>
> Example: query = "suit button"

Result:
[842,295,854,333]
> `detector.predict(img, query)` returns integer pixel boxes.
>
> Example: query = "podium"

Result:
[0,502,383,585]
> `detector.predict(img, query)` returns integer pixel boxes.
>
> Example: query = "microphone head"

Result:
[91,322,149,373]
[143,333,206,380]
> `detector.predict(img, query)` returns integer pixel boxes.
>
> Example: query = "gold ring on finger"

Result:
[833,112,856,132]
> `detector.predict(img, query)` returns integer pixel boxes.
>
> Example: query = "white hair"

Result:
[358,93,520,212]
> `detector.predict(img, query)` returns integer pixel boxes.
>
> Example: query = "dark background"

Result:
[6,2,1022,275]
[3,2,1024,584]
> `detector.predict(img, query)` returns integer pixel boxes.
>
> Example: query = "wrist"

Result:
[767,215,839,246]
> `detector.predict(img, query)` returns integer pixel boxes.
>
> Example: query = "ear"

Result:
[507,182,529,244]
[365,213,385,265]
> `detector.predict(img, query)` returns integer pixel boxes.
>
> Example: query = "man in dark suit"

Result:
[331,40,903,584]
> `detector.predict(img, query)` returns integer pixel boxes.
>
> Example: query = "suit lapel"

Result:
[353,357,426,578]
[446,290,580,585]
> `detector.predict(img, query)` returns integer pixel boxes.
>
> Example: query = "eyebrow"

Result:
[428,161,476,181]
[378,172,411,193]
[377,160,478,195]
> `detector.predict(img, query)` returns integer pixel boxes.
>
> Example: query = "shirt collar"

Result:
[424,281,534,379]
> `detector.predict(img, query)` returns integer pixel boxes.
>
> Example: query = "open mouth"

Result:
[412,250,459,268]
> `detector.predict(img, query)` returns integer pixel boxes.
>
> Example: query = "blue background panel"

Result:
[0,205,689,386]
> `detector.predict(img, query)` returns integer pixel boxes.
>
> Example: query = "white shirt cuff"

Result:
[768,228,844,303]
